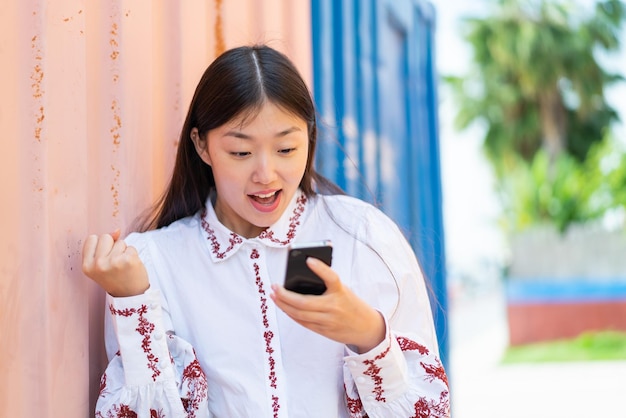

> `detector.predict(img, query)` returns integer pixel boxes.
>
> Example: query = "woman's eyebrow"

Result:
[222,126,302,139]
[276,126,302,137]
[222,131,252,139]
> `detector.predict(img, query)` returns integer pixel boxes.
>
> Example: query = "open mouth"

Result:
[248,190,282,212]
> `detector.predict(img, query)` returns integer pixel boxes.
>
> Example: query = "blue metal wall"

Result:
[311,0,449,370]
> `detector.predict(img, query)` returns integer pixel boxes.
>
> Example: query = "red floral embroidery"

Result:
[411,391,450,418]
[180,356,209,418]
[345,390,365,416]
[362,345,391,402]
[271,394,281,418]
[201,215,243,259]
[252,250,281,416]
[258,194,306,245]
[99,372,108,397]
[421,358,449,387]
[95,404,138,418]
[109,304,161,381]
[397,336,429,355]
[150,409,165,418]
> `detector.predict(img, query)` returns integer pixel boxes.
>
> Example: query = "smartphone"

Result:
[284,240,333,295]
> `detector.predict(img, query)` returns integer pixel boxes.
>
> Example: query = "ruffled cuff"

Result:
[108,288,175,387]
[344,315,409,408]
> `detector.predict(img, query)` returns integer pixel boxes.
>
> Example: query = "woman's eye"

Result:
[279,148,296,155]
[230,151,251,157]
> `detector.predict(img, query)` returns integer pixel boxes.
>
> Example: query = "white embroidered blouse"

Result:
[99,190,450,418]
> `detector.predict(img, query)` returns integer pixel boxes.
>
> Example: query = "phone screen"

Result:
[284,240,333,295]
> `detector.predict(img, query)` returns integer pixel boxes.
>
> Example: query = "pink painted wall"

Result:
[0,1,311,416]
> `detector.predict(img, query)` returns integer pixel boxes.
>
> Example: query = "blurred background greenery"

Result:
[444,0,626,234]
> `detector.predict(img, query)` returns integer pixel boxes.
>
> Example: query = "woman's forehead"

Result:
[224,101,306,129]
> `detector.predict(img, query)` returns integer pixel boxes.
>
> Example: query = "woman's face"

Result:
[192,102,309,238]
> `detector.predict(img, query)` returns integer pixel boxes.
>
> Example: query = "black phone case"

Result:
[284,245,333,295]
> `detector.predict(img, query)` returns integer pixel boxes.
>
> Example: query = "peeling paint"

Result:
[32,100,44,139]
[110,22,119,61]
[110,100,121,147]
[109,10,122,218]
[30,31,44,144]
[111,165,120,217]
[215,0,225,56]
[110,102,121,215]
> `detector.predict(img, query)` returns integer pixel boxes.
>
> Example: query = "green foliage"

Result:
[445,0,626,231]
[502,330,626,363]
[501,136,626,232]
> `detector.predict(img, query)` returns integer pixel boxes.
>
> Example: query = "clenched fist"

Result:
[82,229,149,298]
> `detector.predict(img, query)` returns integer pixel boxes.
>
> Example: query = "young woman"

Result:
[82,45,450,418]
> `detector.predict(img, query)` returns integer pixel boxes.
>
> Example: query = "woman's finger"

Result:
[273,295,326,325]
[109,238,128,258]
[93,233,115,259]
[82,234,99,269]
[306,258,340,291]
[272,284,326,313]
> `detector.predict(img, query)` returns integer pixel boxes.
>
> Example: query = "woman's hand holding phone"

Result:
[82,229,150,298]
[271,256,386,354]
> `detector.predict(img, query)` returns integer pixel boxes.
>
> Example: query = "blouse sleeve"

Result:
[341,206,451,418]
[97,231,210,418]
[98,290,210,418]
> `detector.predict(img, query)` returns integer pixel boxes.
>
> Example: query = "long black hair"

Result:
[136,45,341,231]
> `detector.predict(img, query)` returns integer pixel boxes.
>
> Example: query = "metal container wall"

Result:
[0,1,310,416]
[311,0,449,369]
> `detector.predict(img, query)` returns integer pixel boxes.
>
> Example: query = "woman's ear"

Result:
[190,127,212,166]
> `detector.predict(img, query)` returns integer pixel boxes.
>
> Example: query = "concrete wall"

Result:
[509,225,626,280]
[0,1,311,416]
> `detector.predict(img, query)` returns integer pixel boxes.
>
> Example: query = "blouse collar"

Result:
[200,189,309,262]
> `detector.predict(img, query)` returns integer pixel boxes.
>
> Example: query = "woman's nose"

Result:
[252,155,277,184]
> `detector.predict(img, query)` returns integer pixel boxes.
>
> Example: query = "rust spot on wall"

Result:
[111,165,120,217]
[110,22,120,61]
[30,34,44,142]
[30,36,44,99]
[108,11,122,218]
[34,106,45,141]
[214,0,225,56]
[33,180,43,192]
[110,100,121,147]
[36,106,45,124]
[31,65,43,97]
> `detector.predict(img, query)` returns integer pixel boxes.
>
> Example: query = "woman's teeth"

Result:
[251,191,279,204]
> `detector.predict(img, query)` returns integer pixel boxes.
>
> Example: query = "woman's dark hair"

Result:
[135,44,341,231]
